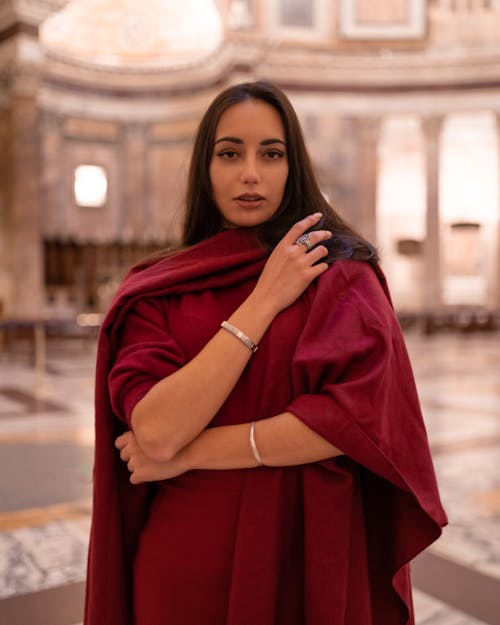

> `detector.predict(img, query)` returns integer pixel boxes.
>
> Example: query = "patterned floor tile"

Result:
[0,332,499,624]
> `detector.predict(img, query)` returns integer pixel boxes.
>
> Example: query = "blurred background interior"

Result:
[0,1,499,624]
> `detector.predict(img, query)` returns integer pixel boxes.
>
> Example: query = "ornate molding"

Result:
[37,78,224,123]
[11,0,67,26]
[0,0,66,34]
[252,44,500,90]
[37,41,234,116]
[39,0,224,70]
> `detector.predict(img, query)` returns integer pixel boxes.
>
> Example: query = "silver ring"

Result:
[295,233,313,251]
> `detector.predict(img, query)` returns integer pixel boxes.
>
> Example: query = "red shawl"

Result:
[84,228,446,625]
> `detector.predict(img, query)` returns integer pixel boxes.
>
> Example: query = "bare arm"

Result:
[116,412,343,484]
[130,214,332,461]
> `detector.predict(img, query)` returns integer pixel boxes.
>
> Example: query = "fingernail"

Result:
[313,212,322,218]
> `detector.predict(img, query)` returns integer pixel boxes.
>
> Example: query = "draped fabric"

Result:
[84,228,446,625]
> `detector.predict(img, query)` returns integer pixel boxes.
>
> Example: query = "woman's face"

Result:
[209,99,289,229]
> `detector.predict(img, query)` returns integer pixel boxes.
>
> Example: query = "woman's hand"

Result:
[115,431,190,484]
[121,216,331,465]
[251,213,331,316]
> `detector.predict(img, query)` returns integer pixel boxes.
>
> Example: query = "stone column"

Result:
[39,111,65,240]
[7,92,44,318]
[356,116,380,246]
[421,115,444,311]
[490,112,500,310]
[122,124,147,241]
[0,104,10,317]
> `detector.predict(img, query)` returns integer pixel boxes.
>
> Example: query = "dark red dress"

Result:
[84,228,447,625]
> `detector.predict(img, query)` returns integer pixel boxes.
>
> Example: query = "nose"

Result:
[240,156,260,184]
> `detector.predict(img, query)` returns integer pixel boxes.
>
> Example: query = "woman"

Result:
[84,81,446,625]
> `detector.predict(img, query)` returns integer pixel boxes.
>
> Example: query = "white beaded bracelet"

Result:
[249,421,264,466]
[220,320,258,354]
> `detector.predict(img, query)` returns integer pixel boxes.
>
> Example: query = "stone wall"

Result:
[0,0,499,317]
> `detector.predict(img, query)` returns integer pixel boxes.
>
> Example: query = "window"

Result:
[270,0,329,40]
[279,0,313,27]
[339,0,426,40]
[74,164,108,208]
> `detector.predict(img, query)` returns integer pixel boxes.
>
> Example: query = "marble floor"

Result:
[0,330,499,624]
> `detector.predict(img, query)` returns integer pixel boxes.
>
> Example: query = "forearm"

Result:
[184,412,343,470]
[116,412,343,484]
[131,292,275,461]
[130,214,331,462]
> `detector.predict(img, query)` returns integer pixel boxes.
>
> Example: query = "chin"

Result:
[223,218,261,229]
[238,213,276,228]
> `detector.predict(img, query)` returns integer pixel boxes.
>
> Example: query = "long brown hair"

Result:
[183,81,378,266]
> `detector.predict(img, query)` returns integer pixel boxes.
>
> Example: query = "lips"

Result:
[235,193,265,201]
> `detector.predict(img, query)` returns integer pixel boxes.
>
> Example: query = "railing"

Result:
[435,0,499,11]
[0,316,102,396]
[398,307,500,334]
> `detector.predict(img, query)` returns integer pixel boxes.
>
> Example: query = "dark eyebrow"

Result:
[214,136,243,145]
[214,136,286,147]
[261,138,286,147]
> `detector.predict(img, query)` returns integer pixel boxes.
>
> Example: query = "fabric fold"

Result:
[286,260,446,622]
[84,228,446,625]
[85,230,267,625]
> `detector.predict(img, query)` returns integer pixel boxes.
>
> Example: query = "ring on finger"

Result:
[295,233,313,251]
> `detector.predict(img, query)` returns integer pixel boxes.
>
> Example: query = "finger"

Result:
[115,431,132,449]
[281,213,323,245]
[130,472,144,485]
[307,261,330,279]
[120,448,130,462]
[294,230,332,252]
[304,244,329,264]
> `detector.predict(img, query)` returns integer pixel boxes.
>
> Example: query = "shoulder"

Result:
[315,259,395,325]
[319,260,386,299]
[104,294,170,341]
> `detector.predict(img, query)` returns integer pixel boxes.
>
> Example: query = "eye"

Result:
[217,150,239,160]
[264,149,285,160]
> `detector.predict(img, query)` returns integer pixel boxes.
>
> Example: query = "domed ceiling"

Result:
[39,0,224,69]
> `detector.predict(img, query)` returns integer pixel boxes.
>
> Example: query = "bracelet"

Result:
[220,320,258,354]
[249,421,264,466]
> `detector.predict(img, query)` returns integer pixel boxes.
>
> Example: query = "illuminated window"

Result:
[74,164,108,208]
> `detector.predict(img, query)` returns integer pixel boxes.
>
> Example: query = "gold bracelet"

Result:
[249,421,264,466]
[220,320,258,354]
